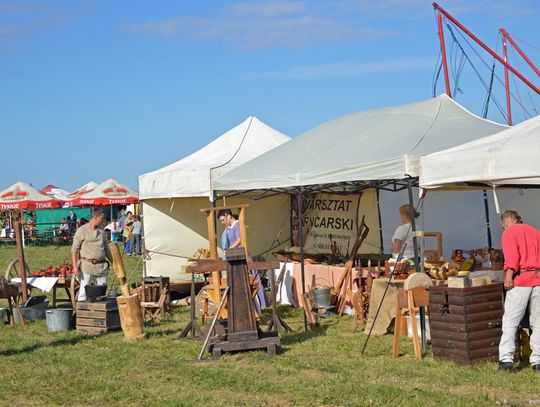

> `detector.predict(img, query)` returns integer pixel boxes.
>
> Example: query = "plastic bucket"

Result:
[46,308,73,333]
[312,287,331,308]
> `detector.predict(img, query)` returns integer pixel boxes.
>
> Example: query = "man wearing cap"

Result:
[71,210,112,301]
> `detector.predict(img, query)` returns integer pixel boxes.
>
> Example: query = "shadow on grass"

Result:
[280,323,331,347]
[0,334,94,356]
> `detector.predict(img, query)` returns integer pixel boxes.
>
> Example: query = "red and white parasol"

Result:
[69,179,138,206]
[40,184,70,200]
[67,181,98,200]
[0,182,64,210]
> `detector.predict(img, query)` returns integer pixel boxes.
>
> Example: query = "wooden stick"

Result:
[14,220,28,303]
[198,286,229,360]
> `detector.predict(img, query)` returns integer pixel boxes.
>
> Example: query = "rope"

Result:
[448,19,532,118]
[444,21,508,121]
[142,249,196,260]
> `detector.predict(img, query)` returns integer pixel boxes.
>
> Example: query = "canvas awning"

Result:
[138,116,291,200]
[420,113,540,189]
[214,95,506,194]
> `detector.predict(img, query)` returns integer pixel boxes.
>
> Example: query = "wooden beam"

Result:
[200,204,250,213]
[14,220,28,303]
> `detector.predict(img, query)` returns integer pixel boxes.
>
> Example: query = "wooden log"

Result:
[108,242,130,295]
[117,294,145,342]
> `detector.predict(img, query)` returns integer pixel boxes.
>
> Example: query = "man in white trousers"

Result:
[499,210,540,372]
[71,210,112,301]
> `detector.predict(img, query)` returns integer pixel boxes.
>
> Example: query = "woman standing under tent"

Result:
[390,204,418,260]
[219,209,268,313]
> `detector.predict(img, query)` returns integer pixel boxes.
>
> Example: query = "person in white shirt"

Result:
[131,215,142,255]
[390,204,418,259]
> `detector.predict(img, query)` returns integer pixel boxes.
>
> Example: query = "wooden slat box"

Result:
[429,283,503,365]
[76,299,121,335]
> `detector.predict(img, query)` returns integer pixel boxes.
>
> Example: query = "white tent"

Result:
[138,116,292,281]
[139,116,291,199]
[214,96,509,258]
[420,114,540,188]
[214,95,506,193]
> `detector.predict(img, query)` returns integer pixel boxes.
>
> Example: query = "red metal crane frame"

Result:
[433,2,540,125]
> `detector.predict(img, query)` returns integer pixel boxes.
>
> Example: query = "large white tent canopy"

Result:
[139,116,291,200]
[214,95,506,193]
[420,113,540,188]
[138,116,292,281]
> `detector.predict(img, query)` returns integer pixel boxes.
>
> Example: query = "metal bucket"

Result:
[312,287,331,308]
[46,308,73,333]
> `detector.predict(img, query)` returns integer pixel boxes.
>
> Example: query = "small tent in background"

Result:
[0,182,63,210]
[139,116,292,282]
[68,179,138,207]
[40,185,70,201]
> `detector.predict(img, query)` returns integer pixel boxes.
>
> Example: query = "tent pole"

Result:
[296,189,308,332]
[407,178,426,352]
[376,189,384,253]
[483,190,493,249]
[140,202,147,278]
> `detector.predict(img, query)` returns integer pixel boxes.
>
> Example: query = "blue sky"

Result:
[1,0,539,191]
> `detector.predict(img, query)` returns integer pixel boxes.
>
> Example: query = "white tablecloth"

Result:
[10,277,59,292]
[272,262,297,306]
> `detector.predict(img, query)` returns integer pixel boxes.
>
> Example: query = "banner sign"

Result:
[293,193,362,255]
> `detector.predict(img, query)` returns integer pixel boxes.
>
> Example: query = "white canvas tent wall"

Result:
[138,116,292,281]
[417,113,540,254]
[215,95,507,256]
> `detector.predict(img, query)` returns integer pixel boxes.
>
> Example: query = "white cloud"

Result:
[336,0,536,19]
[249,57,436,79]
[227,1,305,17]
[126,14,396,51]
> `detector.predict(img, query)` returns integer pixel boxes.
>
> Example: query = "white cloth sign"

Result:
[297,193,361,255]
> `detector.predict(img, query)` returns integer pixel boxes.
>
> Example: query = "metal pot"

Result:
[85,284,107,300]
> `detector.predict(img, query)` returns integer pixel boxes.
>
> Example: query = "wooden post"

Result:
[14,220,28,303]
[108,242,131,297]
[238,207,249,260]
[206,209,221,306]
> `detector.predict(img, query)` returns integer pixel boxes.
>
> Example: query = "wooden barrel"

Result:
[116,294,145,342]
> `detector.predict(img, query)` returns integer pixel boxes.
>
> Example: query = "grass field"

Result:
[0,246,538,406]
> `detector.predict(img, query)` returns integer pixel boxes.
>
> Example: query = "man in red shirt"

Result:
[499,210,540,372]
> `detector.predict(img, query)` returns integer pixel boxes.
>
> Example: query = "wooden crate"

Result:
[429,283,503,365]
[76,299,121,335]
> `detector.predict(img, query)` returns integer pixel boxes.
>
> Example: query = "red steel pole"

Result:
[437,12,452,97]
[502,36,512,125]
[500,29,540,77]
[433,2,540,95]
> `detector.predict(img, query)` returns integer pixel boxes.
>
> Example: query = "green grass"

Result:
[0,247,538,406]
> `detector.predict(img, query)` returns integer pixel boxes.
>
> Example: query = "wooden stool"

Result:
[392,286,429,360]
[140,288,168,324]
[141,277,170,316]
